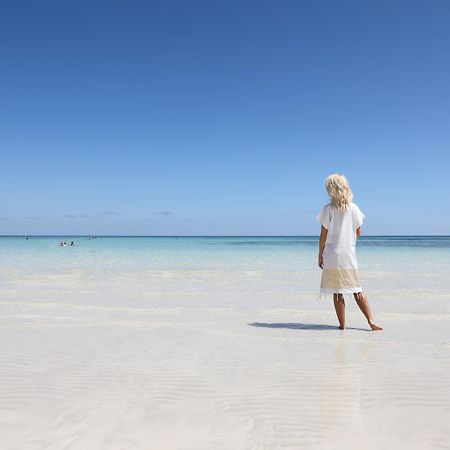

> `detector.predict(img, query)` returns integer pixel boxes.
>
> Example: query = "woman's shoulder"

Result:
[319,203,333,214]
[349,202,362,211]
[349,202,365,224]
[317,203,335,228]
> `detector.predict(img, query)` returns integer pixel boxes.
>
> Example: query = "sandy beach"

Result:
[1,237,449,449]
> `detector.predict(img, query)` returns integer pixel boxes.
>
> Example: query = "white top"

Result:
[317,202,365,247]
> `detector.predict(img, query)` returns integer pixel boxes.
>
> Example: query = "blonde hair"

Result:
[325,173,353,210]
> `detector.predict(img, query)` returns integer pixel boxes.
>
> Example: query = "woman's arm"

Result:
[318,225,328,269]
[356,227,361,238]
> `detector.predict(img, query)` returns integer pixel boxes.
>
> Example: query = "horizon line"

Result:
[1,234,449,238]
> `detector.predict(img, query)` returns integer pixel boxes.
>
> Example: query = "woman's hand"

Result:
[318,254,324,269]
[318,226,327,269]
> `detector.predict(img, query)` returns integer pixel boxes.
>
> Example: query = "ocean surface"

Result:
[2,235,450,267]
[1,235,450,314]
[2,236,450,270]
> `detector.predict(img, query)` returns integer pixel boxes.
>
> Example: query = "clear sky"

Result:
[1,0,449,235]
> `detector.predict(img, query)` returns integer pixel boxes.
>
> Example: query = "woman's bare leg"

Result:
[333,293,345,329]
[353,292,383,330]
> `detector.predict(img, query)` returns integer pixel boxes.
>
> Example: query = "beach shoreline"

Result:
[1,237,449,449]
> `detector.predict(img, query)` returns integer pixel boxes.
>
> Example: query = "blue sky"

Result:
[1,0,449,235]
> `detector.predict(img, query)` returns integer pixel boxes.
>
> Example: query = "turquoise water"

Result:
[1,236,450,313]
[1,236,450,274]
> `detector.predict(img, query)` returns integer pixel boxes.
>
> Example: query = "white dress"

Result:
[317,202,365,298]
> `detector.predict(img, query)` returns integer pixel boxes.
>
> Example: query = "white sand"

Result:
[1,267,450,449]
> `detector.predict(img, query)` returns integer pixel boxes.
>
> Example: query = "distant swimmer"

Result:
[70,241,75,246]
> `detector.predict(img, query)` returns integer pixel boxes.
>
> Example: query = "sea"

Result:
[1,236,449,315]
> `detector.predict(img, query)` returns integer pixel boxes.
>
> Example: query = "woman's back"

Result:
[317,202,365,248]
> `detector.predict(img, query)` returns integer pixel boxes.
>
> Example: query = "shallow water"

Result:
[1,236,450,310]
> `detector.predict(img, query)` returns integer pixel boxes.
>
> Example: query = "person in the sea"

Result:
[317,173,382,331]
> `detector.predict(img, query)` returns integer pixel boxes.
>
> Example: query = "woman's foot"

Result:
[369,321,383,331]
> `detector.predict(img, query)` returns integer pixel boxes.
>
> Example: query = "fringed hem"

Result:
[317,287,363,301]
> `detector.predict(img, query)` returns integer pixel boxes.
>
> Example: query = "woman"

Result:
[317,174,382,331]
